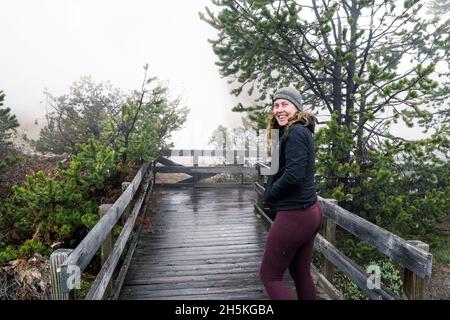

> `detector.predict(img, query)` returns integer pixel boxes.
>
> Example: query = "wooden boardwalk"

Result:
[119,186,331,300]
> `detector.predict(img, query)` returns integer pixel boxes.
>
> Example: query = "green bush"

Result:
[18,240,51,258]
[0,154,19,173]
[0,245,18,263]
[332,257,403,300]
[333,270,367,300]
[0,139,117,261]
[331,238,404,299]
[59,138,117,195]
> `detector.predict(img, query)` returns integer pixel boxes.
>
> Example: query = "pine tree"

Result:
[0,90,19,160]
[201,0,450,238]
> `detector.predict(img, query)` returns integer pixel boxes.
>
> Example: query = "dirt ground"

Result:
[154,172,192,184]
[425,262,450,299]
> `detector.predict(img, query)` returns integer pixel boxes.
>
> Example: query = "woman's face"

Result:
[273,99,298,126]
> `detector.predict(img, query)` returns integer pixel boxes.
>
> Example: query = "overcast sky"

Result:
[0,0,433,151]
[0,0,249,149]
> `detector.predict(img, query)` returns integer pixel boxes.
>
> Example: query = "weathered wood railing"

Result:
[254,165,433,300]
[49,161,155,300]
[156,149,259,185]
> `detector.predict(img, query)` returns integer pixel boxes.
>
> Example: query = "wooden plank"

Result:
[317,197,432,280]
[49,249,74,300]
[127,259,262,271]
[126,270,267,283]
[125,272,260,285]
[126,264,263,277]
[311,264,344,300]
[86,171,153,300]
[148,225,262,233]
[323,213,337,282]
[133,247,265,258]
[135,240,266,251]
[151,220,260,227]
[156,166,258,174]
[140,233,266,242]
[120,284,266,299]
[121,289,267,300]
[314,233,395,300]
[151,217,259,224]
[157,182,255,188]
[162,149,251,157]
[142,230,265,239]
[130,252,264,265]
[133,250,264,262]
[154,206,256,212]
[136,239,263,249]
[155,156,184,166]
[403,240,430,299]
[112,172,155,300]
[145,224,264,233]
[123,272,263,291]
[60,162,149,278]
[99,204,113,298]
[153,206,256,212]
[136,239,264,249]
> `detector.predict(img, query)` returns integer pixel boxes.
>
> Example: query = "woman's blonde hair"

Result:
[266,110,317,156]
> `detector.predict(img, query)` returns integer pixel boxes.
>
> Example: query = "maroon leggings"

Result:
[260,201,323,300]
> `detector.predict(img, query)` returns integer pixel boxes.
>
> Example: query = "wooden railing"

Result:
[156,149,259,185]
[49,161,155,300]
[253,165,433,300]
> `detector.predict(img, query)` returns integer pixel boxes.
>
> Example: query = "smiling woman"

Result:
[260,86,323,300]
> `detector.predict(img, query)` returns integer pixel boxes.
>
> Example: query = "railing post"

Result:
[121,182,131,221]
[99,203,113,299]
[50,248,74,300]
[242,140,249,184]
[193,151,199,185]
[322,199,337,283]
[222,142,226,166]
[403,240,429,300]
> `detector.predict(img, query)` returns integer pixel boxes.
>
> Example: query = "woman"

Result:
[260,86,324,300]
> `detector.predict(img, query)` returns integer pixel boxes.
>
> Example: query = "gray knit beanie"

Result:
[272,87,303,111]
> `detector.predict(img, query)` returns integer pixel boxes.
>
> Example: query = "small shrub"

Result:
[0,139,118,263]
[18,240,51,258]
[333,270,367,300]
[0,245,18,263]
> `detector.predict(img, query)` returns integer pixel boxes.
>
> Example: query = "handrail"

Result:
[318,198,432,279]
[254,183,432,279]
[254,181,433,300]
[253,204,394,300]
[156,149,260,185]
[85,170,154,299]
[161,149,252,157]
[50,161,155,300]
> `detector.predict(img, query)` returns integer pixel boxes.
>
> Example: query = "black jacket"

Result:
[263,120,317,211]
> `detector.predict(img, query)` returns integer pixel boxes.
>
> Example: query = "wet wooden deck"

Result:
[119,186,331,300]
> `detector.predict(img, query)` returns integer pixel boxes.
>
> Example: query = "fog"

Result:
[0,0,432,151]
